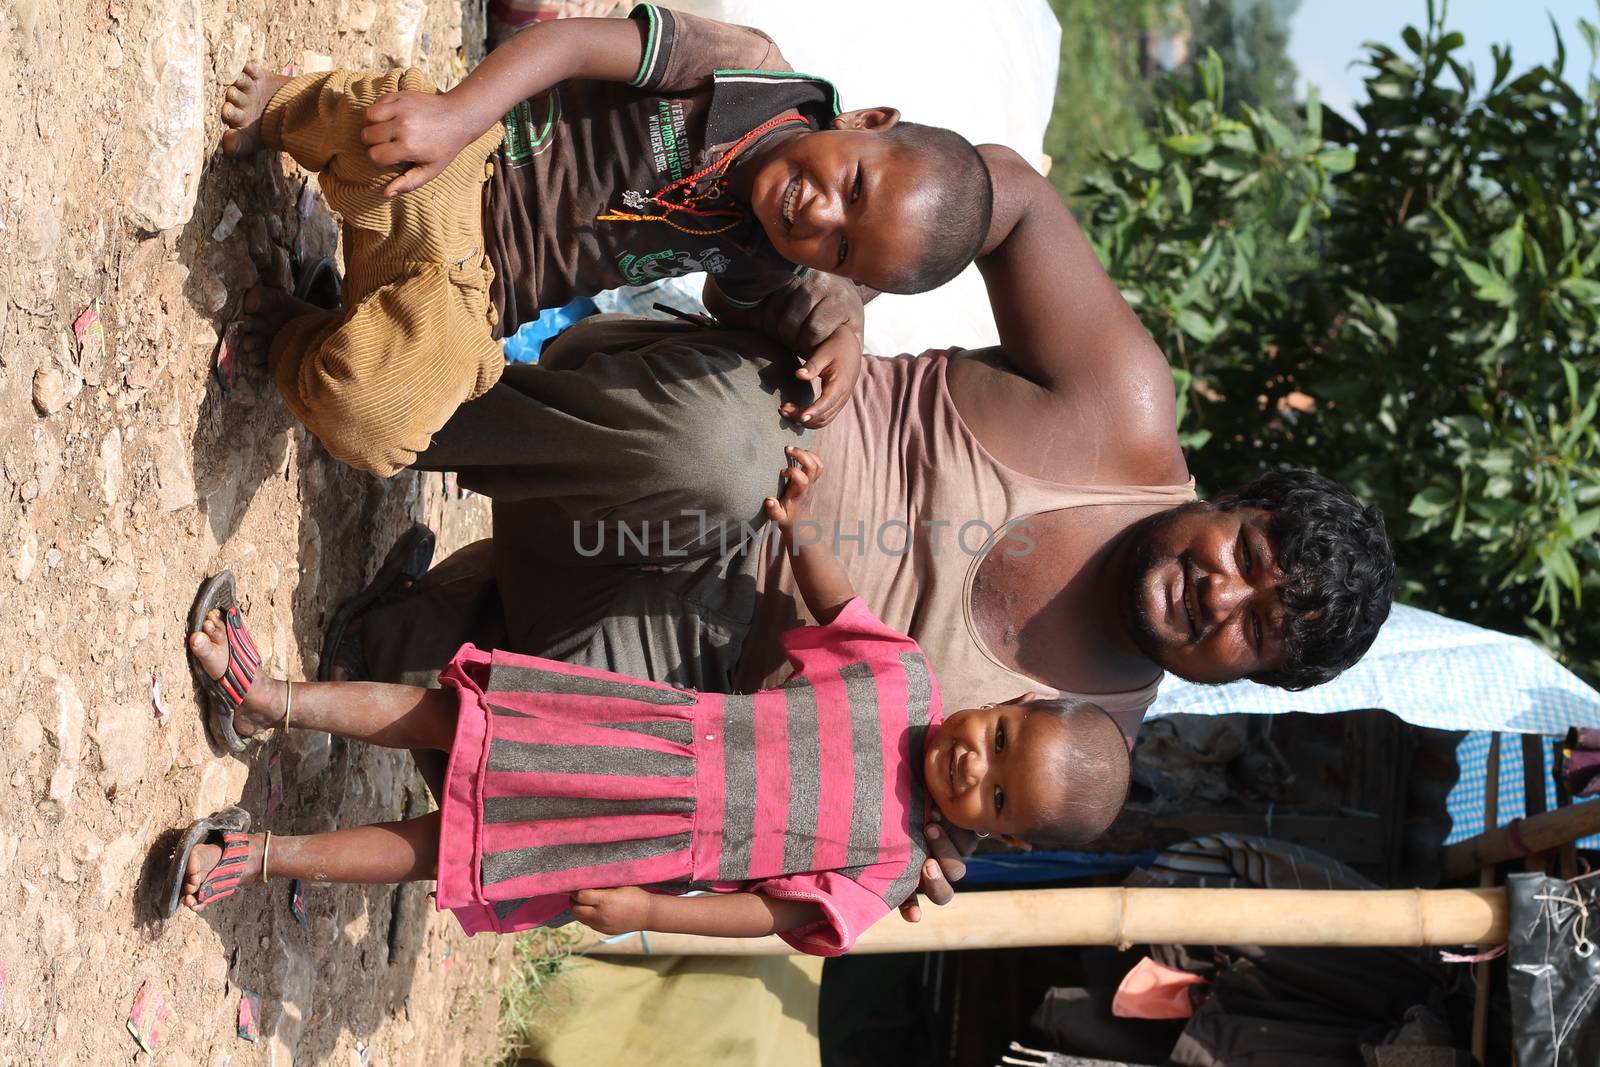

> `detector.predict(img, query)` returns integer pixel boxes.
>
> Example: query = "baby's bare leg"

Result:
[182,812,439,910]
[220,63,292,157]
[190,608,456,750]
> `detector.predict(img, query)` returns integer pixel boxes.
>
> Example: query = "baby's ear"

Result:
[833,107,900,133]
[998,834,1032,851]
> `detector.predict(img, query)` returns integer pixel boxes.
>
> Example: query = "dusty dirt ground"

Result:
[0,1,517,1063]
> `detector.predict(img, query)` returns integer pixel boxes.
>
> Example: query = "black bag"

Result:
[1507,872,1600,1066]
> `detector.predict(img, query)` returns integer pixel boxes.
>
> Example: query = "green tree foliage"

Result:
[1042,0,1173,196]
[1074,3,1600,683]
[1184,0,1303,124]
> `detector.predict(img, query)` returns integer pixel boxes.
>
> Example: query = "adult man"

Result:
[338,145,1394,900]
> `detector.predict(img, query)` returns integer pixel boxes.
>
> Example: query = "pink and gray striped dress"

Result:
[434,598,941,955]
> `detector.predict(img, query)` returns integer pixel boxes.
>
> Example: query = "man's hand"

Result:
[362,90,477,196]
[570,886,654,936]
[898,818,976,923]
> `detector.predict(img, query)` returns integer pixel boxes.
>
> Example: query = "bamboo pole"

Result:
[575,886,1509,956]
[1442,794,1600,881]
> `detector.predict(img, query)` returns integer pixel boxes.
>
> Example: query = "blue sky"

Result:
[1288,0,1599,115]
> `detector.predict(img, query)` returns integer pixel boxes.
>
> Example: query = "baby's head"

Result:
[923,696,1130,848]
[741,108,992,294]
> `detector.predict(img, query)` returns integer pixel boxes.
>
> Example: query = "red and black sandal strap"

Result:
[216,604,262,711]
[189,571,262,755]
[194,831,253,907]
[165,806,253,919]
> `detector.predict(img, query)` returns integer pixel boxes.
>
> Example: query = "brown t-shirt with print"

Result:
[483,3,840,334]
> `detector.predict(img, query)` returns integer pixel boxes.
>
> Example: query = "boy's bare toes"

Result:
[233,286,317,362]
[218,64,290,158]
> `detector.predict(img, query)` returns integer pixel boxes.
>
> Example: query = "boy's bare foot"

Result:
[220,63,292,157]
[182,832,266,912]
[238,286,316,362]
[189,609,286,737]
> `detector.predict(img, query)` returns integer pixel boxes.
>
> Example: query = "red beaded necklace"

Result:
[596,112,808,237]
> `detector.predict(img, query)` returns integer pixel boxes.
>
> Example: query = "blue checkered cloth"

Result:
[1150,604,1600,734]
[1445,731,1599,849]
[1150,604,1600,850]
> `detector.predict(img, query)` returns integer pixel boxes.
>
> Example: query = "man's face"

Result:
[744,120,938,292]
[1125,503,1295,684]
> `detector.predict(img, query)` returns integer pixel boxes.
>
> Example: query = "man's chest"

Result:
[969,507,1162,691]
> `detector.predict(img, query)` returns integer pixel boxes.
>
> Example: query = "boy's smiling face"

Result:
[922,701,1078,847]
[739,108,938,292]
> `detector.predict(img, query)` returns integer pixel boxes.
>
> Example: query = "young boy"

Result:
[221,4,993,475]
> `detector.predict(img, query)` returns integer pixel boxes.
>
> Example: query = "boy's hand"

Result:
[780,323,863,428]
[362,90,477,196]
[571,886,654,936]
[763,272,864,350]
[764,446,823,531]
[763,275,865,429]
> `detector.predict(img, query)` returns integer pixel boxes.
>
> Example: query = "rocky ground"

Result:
[0,1,514,1063]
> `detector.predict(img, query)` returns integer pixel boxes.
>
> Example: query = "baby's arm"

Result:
[363,17,645,195]
[571,886,824,939]
[704,274,866,428]
[765,447,856,624]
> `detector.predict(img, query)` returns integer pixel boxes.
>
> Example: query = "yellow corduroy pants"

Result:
[262,69,506,476]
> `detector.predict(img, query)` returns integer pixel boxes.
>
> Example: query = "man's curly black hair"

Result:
[1214,468,1395,690]
[876,122,992,294]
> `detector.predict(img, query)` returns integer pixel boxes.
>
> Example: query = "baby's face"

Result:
[922,702,1076,844]
[743,128,937,291]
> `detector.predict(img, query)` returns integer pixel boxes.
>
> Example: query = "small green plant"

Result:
[467,929,579,1067]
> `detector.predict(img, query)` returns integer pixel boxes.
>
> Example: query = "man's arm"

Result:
[974,146,1162,390]
[969,147,1186,486]
[363,17,645,194]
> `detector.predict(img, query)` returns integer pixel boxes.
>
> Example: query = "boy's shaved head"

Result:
[738,112,993,295]
[1028,698,1132,846]
[876,122,993,294]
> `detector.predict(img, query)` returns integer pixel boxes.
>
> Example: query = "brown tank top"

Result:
[738,350,1197,718]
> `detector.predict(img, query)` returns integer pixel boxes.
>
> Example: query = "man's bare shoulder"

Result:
[949,343,1188,487]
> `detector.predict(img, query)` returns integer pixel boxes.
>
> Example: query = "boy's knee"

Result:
[316,410,421,477]
[395,67,438,96]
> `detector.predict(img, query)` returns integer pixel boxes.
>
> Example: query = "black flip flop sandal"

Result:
[165,806,253,918]
[317,523,436,683]
[293,256,343,311]
[188,571,263,754]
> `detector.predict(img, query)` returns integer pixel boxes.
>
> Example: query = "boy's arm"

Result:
[572,886,825,939]
[765,448,856,624]
[704,274,865,428]
[364,16,646,195]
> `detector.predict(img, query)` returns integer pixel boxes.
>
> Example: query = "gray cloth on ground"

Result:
[362,314,813,690]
